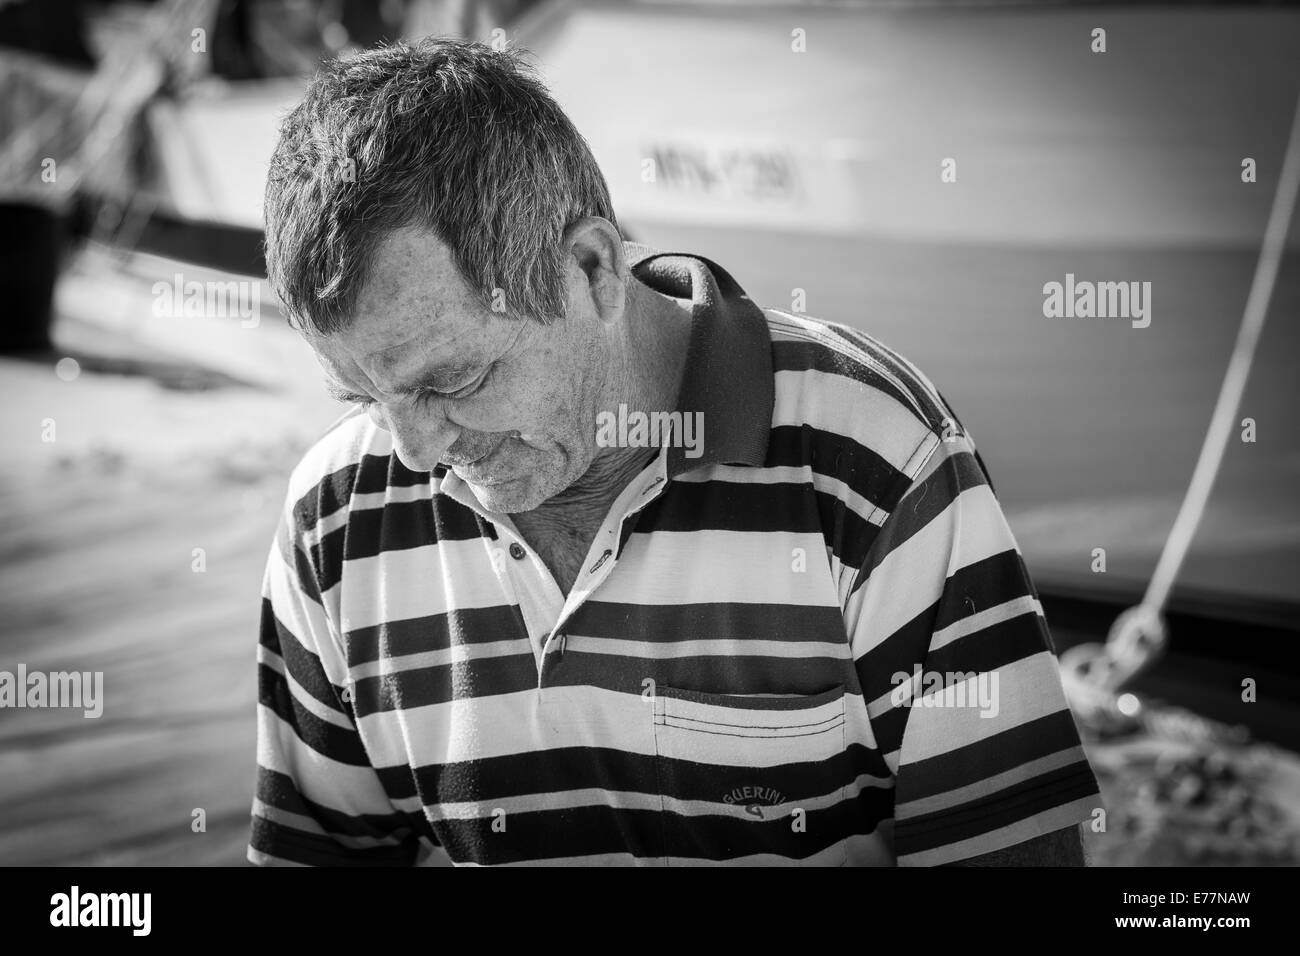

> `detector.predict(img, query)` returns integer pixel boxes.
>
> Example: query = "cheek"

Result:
[452,339,599,443]
[476,368,573,428]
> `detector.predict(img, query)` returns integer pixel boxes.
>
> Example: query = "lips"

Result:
[462,445,496,466]
[446,436,510,475]
[443,440,499,468]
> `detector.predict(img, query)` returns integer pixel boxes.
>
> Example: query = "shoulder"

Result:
[277,409,469,583]
[281,407,403,540]
[762,307,962,502]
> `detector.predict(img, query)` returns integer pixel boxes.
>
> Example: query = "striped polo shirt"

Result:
[249,243,1103,867]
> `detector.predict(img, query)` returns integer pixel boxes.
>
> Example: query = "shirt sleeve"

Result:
[248,484,424,866]
[842,429,1103,866]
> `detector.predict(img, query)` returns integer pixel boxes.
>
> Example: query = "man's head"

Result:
[264,38,631,513]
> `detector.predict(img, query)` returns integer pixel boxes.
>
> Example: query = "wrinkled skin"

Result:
[303,217,692,555]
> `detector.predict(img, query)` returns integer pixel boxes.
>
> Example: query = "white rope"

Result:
[1104,89,1300,680]
[1145,92,1300,610]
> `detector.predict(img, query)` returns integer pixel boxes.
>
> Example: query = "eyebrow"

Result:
[324,361,482,404]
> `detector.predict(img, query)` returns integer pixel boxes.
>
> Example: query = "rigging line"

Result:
[1144,91,1300,614]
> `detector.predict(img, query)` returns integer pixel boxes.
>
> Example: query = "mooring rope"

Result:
[1082,88,1300,697]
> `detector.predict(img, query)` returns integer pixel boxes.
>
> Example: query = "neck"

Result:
[538,279,693,513]
[541,442,660,513]
[608,277,693,420]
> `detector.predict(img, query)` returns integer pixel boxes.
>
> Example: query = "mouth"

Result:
[448,435,514,481]
[443,435,505,468]
[460,445,497,466]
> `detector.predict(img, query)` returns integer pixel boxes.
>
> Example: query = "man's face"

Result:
[305,225,613,514]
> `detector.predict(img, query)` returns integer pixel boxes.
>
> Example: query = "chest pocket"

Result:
[652,684,848,866]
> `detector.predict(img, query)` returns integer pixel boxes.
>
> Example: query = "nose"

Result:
[367,398,458,472]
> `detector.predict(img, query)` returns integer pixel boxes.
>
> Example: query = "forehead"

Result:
[309,226,495,383]
[356,225,475,317]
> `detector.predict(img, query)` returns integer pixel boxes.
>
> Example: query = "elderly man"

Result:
[249,38,1101,867]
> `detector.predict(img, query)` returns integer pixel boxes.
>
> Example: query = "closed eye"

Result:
[327,387,373,406]
[328,364,492,407]
[435,364,492,400]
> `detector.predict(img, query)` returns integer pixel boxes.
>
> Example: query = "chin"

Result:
[468,477,547,514]
[458,449,581,514]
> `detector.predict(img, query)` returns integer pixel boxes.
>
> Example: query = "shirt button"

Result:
[509,542,526,560]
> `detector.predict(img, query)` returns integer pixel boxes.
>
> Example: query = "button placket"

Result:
[436,474,565,680]
[541,457,668,684]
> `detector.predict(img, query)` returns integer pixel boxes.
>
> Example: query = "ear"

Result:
[562,216,627,323]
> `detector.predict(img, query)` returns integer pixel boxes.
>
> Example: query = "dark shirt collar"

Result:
[623,241,773,478]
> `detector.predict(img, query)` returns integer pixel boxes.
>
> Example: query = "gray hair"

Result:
[263,37,619,333]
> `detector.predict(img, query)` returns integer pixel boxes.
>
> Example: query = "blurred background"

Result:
[1,0,1298,866]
